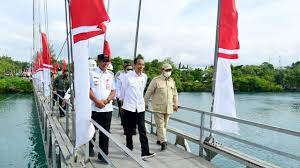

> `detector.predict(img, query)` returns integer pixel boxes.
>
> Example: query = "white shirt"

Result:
[90,67,115,112]
[120,71,147,113]
[115,70,125,98]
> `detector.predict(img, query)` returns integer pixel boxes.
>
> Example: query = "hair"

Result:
[134,55,144,65]
[97,54,105,61]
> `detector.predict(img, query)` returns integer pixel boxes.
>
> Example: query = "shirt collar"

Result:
[160,74,169,80]
[132,70,142,77]
[97,67,107,74]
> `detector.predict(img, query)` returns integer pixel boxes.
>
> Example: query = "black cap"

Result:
[97,54,111,62]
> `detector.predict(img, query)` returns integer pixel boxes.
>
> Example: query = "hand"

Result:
[53,90,57,94]
[95,99,106,109]
[145,105,148,111]
[103,99,108,105]
[120,108,124,113]
[173,105,179,112]
[62,99,66,107]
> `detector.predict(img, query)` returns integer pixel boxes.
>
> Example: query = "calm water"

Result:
[1,93,299,168]
[168,92,300,168]
[0,94,47,168]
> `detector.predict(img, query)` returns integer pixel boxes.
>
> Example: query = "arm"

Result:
[106,75,116,103]
[89,71,106,108]
[119,74,128,101]
[53,76,59,91]
[115,72,121,98]
[144,78,156,108]
[90,89,106,108]
[172,80,179,111]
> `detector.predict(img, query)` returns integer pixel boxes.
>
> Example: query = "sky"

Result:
[0,0,300,67]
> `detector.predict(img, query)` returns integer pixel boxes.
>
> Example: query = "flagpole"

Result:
[65,0,76,147]
[209,0,222,138]
[103,0,110,41]
[33,0,35,56]
[133,0,142,59]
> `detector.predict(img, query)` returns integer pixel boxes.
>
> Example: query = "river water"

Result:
[0,92,299,167]
[0,94,47,168]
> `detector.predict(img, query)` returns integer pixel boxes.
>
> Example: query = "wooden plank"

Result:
[88,118,214,168]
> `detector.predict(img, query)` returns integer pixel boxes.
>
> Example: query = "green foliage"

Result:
[0,76,33,93]
[0,56,29,76]
[111,57,299,92]
[1,54,299,93]
[0,56,32,93]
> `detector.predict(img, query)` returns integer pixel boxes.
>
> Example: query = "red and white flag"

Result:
[70,0,109,147]
[52,63,59,75]
[37,52,44,90]
[70,0,109,43]
[41,32,52,97]
[212,0,239,134]
[62,59,67,72]
[103,40,111,57]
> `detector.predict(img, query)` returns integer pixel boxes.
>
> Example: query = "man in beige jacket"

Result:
[144,63,179,150]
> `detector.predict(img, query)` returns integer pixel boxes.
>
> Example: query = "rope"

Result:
[55,37,68,61]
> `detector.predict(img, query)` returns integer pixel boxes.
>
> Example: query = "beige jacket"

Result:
[144,75,179,114]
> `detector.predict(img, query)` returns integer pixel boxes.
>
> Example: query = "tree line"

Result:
[1,55,299,93]
[0,56,32,93]
[111,56,300,92]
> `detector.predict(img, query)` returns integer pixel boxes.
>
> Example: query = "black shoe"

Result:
[156,141,161,145]
[89,149,95,157]
[141,152,156,160]
[161,142,167,151]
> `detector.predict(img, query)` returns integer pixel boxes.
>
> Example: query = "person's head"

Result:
[97,54,111,71]
[62,70,68,78]
[123,60,133,73]
[57,68,62,75]
[161,63,172,78]
[124,64,133,73]
[133,55,144,74]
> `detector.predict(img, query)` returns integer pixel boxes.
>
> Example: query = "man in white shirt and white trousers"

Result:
[89,54,116,163]
[119,56,156,160]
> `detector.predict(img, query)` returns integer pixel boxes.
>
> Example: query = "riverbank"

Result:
[0,76,33,93]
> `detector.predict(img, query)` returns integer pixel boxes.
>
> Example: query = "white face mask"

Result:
[163,71,171,77]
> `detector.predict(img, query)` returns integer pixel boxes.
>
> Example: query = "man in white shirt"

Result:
[115,61,133,134]
[119,56,156,160]
[89,54,116,163]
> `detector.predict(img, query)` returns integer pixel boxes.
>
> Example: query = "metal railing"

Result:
[33,77,150,167]
[144,105,300,167]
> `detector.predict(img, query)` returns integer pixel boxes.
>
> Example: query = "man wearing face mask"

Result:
[53,69,70,117]
[115,61,134,134]
[144,63,179,151]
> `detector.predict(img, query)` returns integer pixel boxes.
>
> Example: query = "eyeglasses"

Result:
[164,69,172,72]
[126,69,133,71]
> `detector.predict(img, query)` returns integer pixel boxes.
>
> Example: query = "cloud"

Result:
[0,0,299,67]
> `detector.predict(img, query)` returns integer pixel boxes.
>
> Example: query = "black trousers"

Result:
[57,91,66,116]
[117,98,125,126]
[89,111,112,155]
[124,110,149,155]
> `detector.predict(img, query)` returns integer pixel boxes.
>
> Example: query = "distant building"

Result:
[178,62,207,70]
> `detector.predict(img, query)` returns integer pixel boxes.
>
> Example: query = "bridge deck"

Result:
[55,108,214,168]
[88,117,214,168]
